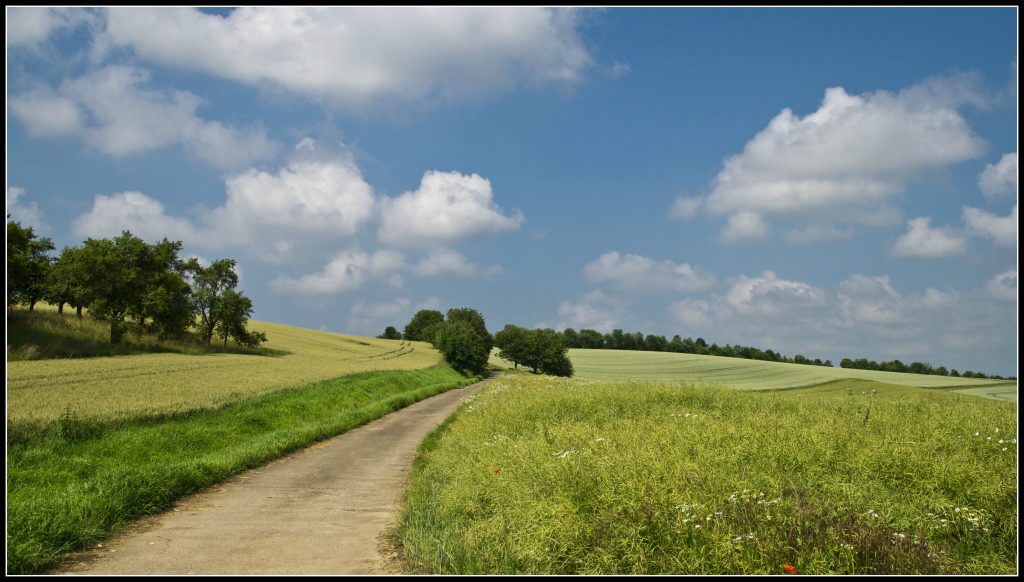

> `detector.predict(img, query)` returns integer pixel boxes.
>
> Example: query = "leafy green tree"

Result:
[434,320,489,375]
[578,328,604,349]
[522,328,573,377]
[494,324,529,370]
[446,307,493,353]
[377,326,402,340]
[6,220,54,311]
[76,231,159,343]
[46,245,90,315]
[191,258,242,346]
[213,289,266,348]
[403,309,445,342]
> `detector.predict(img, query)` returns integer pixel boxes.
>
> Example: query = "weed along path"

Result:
[55,375,494,575]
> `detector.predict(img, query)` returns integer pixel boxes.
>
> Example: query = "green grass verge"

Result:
[397,373,1017,574]
[6,365,479,574]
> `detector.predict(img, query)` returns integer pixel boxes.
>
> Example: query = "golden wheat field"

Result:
[6,319,442,424]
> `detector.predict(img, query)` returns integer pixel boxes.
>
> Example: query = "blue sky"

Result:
[6,7,1018,375]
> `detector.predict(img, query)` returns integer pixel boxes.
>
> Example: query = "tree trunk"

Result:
[76,304,83,318]
[57,302,65,314]
[28,299,36,311]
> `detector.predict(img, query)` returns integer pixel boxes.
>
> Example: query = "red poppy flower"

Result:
[491,466,502,474]
[783,564,797,574]
[465,507,473,514]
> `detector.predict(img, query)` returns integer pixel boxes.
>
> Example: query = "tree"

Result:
[191,259,240,346]
[76,231,156,343]
[403,309,445,342]
[521,328,573,377]
[494,324,529,370]
[7,220,54,311]
[46,245,90,316]
[446,307,493,353]
[434,320,490,375]
[213,289,266,348]
[378,326,402,340]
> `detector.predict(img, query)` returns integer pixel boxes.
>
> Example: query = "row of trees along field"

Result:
[6,219,265,348]
[389,316,1012,381]
[386,309,574,378]
[560,327,836,367]
[838,357,1012,380]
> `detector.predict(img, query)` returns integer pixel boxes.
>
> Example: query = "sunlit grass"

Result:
[7,309,442,425]
[397,373,1017,574]
[7,366,478,574]
[570,349,1016,397]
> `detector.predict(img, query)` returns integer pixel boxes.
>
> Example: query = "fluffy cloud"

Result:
[72,191,199,243]
[986,269,1017,301]
[9,65,278,169]
[72,140,376,258]
[6,7,94,47]
[583,251,715,293]
[890,217,968,258]
[665,271,1012,371]
[701,76,987,241]
[269,249,404,294]
[723,270,827,317]
[963,205,1017,247]
[413,249,479,277]
[720,211,769,243]
[556,290,626,333]
[978,153,1018,198]
[6,187,46,231]
[101,7,592,108]
[378,170,524,248]
[670,196,703,218]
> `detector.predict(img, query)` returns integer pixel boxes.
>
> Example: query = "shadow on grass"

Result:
[7,309,289,361]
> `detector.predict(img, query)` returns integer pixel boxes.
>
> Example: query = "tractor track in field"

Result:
[52,375,495,576]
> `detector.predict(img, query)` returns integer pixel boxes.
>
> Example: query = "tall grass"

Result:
[397,373,1017,574]
[8,313,441,425]
[6,366,479,574]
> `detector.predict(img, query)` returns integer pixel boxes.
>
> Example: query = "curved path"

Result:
[55,376,493,575]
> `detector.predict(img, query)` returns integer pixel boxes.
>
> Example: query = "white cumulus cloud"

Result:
[963,205,1017,247]
[720,211,769,243]
[6,187,46,231]
[583,251,715,293]
[101,7,592,109]
[978,153,1018,199]
[378,170,524,248]
[702,76,986,241]
[556,290,626,333]
[986,269,1017,301]
[6,7,94,47]
[891,217,968,258]
[9,65,278,169]
[269,249,404,295]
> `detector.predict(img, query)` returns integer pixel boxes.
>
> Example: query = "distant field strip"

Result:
[7,320,442,424]
[570,349,1017,396]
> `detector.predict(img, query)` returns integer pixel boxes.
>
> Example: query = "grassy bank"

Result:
[397,373,1017,574]
[7,366,478,574]
[8,311,441,425]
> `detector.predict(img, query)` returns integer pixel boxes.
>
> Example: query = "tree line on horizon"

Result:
[7,219,265,348]
[381,318,1012,382]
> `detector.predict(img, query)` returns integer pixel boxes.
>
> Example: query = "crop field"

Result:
[569,349,1016,399]
[7,318,442,425]
[398,373,1017,575]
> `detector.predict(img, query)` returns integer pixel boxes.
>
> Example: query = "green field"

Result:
[8,317,442,425]
[397,373,1017,575]
[568,349,1016,400]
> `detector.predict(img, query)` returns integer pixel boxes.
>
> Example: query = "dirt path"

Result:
[54,376,493,575]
